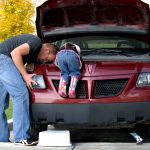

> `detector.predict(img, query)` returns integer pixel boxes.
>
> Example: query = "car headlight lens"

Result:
[136,73,150,87]
[32,75,46,89]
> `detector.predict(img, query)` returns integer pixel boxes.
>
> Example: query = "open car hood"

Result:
[36,0,150,42]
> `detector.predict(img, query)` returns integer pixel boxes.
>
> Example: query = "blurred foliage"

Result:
[5,99,13,120]
[0,0,35,42]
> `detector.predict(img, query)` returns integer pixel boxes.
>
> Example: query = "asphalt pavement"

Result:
[1,142,150,150]
[1,120,150,150]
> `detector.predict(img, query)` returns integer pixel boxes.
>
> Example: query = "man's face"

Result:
[37,47,56,63]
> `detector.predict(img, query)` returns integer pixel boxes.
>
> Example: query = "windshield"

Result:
[55,36,150,60]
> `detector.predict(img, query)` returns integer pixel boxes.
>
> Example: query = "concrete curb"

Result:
[7,118,13,131]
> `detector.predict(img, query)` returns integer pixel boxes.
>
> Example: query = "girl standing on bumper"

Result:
[55,43,82,98]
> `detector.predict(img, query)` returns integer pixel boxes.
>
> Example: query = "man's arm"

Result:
[11,43,35,89]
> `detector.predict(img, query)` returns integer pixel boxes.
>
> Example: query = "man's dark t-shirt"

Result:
[0,34,42,63]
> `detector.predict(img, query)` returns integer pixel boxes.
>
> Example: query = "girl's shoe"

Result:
[58,77,67,98]
[58,90,67,98]
[68,90,76,98]
[68,76,79,98]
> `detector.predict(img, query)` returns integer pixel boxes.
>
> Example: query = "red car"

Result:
[28,0,150,139]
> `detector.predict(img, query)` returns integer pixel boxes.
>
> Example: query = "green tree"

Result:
[0,0,35,42]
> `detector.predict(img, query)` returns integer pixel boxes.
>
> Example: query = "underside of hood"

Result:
[36,0,150,42]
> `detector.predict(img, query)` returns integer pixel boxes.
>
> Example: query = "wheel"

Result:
[29,123,48,140]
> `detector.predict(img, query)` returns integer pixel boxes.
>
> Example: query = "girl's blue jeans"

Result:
[56,50,81,83]
[0,54,30,142]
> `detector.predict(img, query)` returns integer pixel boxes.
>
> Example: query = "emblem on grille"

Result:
[87,64,93,74]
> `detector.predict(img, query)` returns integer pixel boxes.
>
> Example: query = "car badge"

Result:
[87,64,93,74]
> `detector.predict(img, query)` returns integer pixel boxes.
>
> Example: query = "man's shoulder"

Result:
[18,34,38,39]
[18,34,42,45]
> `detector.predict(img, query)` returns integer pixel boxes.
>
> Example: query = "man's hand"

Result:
[22,74,37,89]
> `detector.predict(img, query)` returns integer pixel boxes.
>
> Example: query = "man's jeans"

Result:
[56,50,81,83]
[0,54,30,142]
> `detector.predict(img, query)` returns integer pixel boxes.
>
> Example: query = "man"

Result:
[0,34,58,145]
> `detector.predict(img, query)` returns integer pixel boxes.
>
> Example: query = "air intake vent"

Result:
[52,80,86,98]
[94,79,128,98]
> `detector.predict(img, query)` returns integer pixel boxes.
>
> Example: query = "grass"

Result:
[5,99,13,120]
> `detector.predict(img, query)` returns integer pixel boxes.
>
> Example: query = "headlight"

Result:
[136,73,150,87]
[32,75,46,89]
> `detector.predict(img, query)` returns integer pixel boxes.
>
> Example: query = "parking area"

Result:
[1,124,150,150]
[1,142,150,150]
[0,120,149,150]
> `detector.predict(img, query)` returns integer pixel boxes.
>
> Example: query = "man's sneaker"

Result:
[136,137,143,144]
[14,139,38,146]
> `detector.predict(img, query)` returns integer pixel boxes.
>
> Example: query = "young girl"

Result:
[55,42,82,98]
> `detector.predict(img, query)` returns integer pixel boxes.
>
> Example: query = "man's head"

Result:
[37,43,58,63]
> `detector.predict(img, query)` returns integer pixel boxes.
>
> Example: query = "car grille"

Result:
[94,79,128,98]
[52,80,86,98]
[52,79,128,99]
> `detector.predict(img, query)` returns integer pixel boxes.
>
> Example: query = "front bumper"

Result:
[30,102,150,127]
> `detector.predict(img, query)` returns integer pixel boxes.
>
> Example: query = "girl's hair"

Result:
[60,42,80,54]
